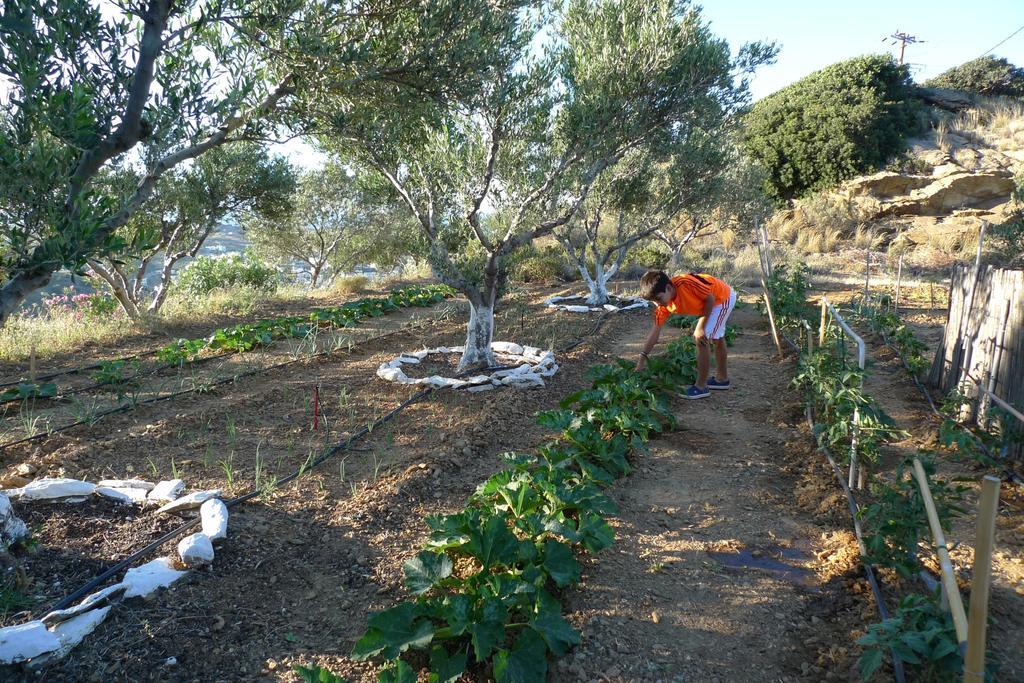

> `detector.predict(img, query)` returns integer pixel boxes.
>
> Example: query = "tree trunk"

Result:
[0,266,56,326]
[87,259,141,319]
[147,257,178,314]
[459,297,496,371]
[584,258,611,305]
[311,262,324,289]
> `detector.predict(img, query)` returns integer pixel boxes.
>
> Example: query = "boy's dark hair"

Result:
[639,270,671,300]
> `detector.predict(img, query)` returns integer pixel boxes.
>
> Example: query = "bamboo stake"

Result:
[964,475,1001,683]
[895,255,904,312]
[760,277,785,359]
[819,298,828,347]
[912,459,969,645]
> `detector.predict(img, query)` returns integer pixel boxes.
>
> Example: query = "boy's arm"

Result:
[637,323,662,371]
[693,293,715,345]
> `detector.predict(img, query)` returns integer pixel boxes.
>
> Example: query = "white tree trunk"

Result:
[585,259,611,305]
[147,257,177,314]
[459,298,496,371]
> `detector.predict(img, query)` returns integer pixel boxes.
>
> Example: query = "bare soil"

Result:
[0,285,1020,682]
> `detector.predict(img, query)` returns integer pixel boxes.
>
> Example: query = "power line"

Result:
[979,23,1024,58]
[886,31,925,65]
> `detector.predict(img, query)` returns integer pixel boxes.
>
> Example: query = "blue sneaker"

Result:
[707,377,731,390]
[684,385,710,400]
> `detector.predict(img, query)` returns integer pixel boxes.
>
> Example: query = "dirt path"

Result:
[556,303,864,682]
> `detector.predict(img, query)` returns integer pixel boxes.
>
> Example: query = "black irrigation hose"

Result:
[0,350,161,390]
[0,317,442,452]
[36,311,614,618]
[804,405,908,683]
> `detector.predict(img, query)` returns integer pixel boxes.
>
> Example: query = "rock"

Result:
[200,499,229,541]
[97,479,154,491]
[0,492,29,548]
[467,384,496,393]
[879,170,1015,217]
[122,557,187,599]
[841,171,933,199]
[28,607,111,666]
[177,533,214,567]
[147,479,185,503]
[42,584,127,626]
[8,478,96,502]
[155,489,221,515]
[917,86,977,112]
[0,475,31,489]
[490,341,524,356]
[14,463,37,476]
[0,621,60,664]
[564,305,591,313]
[95,487,149,504]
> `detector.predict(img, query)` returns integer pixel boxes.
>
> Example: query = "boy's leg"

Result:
[714,338,728,381]
[696,342,710,388]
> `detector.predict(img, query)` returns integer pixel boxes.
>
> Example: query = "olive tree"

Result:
[313,0,775,369]
[86,144,295,317]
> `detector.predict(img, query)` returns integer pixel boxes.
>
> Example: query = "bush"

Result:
[509,244,575,283]
[743,55,922,201]
[924,56,1024,98]
[333,275,370,294]
[175,254,278,299]
[619,243,670,278]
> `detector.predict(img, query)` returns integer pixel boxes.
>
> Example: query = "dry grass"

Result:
[332,275,370,295]
[948,96,1024,151]
[0,309,136,362]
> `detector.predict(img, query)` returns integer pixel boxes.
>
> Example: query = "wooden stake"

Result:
[819,298,828,347]
[912,459,969,645]
[761,284,785,359]
[895,255,904,313]
[964,475,1001,683]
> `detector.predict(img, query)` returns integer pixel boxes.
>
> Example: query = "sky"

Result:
[698,0,1024,101]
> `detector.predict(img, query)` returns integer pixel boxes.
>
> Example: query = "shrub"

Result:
[333,275,370,294]
[743,55,922,201]
[510,244,575,283]
[174,254,278,299]
[619,243,671,278]
[924,56,1024,98]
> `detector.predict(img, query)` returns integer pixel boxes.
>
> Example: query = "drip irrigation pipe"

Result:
[805,405,907,683]
[34,305,623,618]
[0,350,161,389]
[0,316,442,452]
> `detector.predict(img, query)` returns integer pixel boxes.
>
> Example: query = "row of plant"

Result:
[0,286,455,407]
[848,296,1022,472]
[297,338,699,682]
[666,313,741,346]
[755,263,812,340]
[157,285,455,364]
[764,267,978,681]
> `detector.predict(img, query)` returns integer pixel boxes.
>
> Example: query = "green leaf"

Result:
[493,628,548,683]
[467,514,520,569]
[541,540,581,587]
[293,664,349,683]
[404,551,453,595]
[529,610,581,657]
[857,648,884,681]
[428,645,468,683]
[352,603,434,660]
[378,660,416,683]
[468,599,507,662]
[576,511,615,553]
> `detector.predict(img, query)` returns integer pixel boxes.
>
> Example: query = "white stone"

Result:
[0,492,28,548]
[177,533,214,567]
[396,355,421,364]
[467,384,496,393]
[155,489,222,515]
[95,486,149,504]
[42,584,127,626]
[12,478,95,502]
[200,498,228,541]
[536,351,556,367]
[386,358,405,369]
[462,375,492,386]
[0,621,60,664]
[408,350,430,360]
[147,479,185,503]
[97,479,155,491]
[424,376,466,389]
[564,305,591,313]
[377,366,407,382]
[490,341,524,355]
[122,558,187,599]
[30,606,111,665]
[602,304,619,312]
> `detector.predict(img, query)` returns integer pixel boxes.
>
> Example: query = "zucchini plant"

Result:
[347,337,698,682]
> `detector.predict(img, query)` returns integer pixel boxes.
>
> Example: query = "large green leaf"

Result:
[529,609,581,657]
[466,514,520,569]
[352,603,435,660]
[493,628,548,683]
[541,539,581,587]
[377,660,416,683]
[428,645,468,683]
[404,551,453,595]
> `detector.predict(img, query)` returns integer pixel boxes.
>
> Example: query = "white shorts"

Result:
[705,289,736,340]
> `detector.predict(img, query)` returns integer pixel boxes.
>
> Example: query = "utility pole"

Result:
[888,31,924,64]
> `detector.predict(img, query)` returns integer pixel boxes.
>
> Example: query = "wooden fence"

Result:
[929,264,1024,455]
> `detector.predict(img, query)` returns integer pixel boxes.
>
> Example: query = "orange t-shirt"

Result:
[653,274,731,327]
